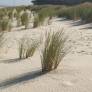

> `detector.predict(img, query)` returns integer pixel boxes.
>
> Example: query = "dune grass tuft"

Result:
[41,31,68,72]
[0,17,11,32]
[21,11,29,29]
[19,37,40,59]
[33,15,40,28]
[0,32,5,48]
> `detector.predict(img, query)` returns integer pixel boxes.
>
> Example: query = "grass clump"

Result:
[21,11,29,29]
[19,37,40,59]
[33,7,56,27]
[57,3,92,23]
[0,17,11,32]
[33,15,40,28]
[41,31,68,72]
[0,32,5,48]
[80,7,92,23]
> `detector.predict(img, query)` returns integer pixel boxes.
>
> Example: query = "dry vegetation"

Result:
[18,37,40,59]
[0,3,92,30]
[0,33,5,48]
[41,31,68,72]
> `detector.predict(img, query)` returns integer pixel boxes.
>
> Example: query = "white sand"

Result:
[0,18,92,92]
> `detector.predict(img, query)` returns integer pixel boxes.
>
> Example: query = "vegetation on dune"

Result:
[21,11,29,29]
[16,13,21,27]
[32,3,92,24]
[81,9,92,22]
[0,3,92,29]
[56,3,92,23]
[18,37,40,59]
[41,31,68,72]
[0,33,5,48]
[33,15,40,28]
[0,9,10,29]
[57,6,81,20]
[0,17,11,32]
[33,6,58,27]
[0,6,32,29]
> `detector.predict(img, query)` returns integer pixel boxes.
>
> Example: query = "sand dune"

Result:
[0,18,92,92]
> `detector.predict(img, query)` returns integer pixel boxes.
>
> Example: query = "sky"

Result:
[0,0,32,6]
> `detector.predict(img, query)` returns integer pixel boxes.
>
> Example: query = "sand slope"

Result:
[0,18,92,92]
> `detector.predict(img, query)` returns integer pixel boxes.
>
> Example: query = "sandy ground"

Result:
[0,18,92,92]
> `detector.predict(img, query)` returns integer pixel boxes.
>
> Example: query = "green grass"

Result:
[41,31,68,72]
[0,3,92,29]
[57,3,92,23]
[21,11,29,29]
[0,17,11,32]
[33,15,40,28]
[33,6,57,27]
[33,3,92,24]
[0,32,5,48]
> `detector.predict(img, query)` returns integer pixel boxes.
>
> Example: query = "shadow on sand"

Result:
[0,58,25,64]
[58,18,69,21]
[70,20,86,26]
[80,26,92,30]
[0,69,46,89]
[70,20,92,29]
[58,18,92,29]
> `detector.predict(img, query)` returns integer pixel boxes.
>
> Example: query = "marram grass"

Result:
[41,31,68,72]
[19,37,40,59]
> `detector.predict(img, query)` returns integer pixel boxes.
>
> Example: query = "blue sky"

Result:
[0,0,32,6]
